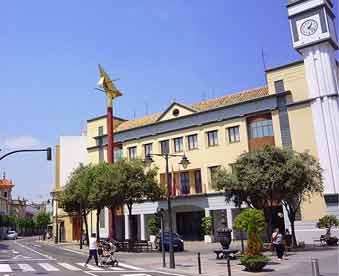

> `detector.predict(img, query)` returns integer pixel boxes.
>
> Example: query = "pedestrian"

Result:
[272,228,285,261]
[85,233,99,267]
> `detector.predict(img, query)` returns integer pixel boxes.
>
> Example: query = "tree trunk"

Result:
[83,210,89,245]
[290,217,297,248]
[110,206,115,241]
[96,209,101,241]
[128,205,133,251]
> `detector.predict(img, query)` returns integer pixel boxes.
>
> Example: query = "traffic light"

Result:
[46,147,52,161]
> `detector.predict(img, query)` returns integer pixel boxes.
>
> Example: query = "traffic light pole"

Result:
[0,148,52,161]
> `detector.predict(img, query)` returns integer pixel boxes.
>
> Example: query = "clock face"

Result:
[300,19,318,36]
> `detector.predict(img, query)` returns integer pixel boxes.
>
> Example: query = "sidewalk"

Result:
[41,239,339,276]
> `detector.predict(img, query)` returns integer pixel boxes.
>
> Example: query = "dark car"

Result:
[155,232,184,252]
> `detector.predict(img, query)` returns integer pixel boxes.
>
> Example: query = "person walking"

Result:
[85,233,99,267]
[272,228,285,261]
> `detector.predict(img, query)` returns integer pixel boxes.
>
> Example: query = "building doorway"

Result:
[176,211,204,240]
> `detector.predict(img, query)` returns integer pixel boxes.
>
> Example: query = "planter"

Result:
[325,237,338,246]
[204,235,214,243]
[240,255,270,272]
[149,235,156,244]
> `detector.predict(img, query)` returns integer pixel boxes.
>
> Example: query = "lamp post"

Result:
[144,153,190,269]
[97,64,122,240]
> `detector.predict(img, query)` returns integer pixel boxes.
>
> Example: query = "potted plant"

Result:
[201,216,214,243]
[234,208,270,272]
[317,215,339,246]
[147,216,160,244]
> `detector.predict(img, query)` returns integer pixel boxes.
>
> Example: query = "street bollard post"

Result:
[227,257,231,276]
[197,252,202,274]
[311,258,320,276]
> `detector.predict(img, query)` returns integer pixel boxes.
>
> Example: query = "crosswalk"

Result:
[0,262,142,273]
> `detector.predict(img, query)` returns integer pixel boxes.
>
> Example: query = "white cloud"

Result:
[3,136,42,150]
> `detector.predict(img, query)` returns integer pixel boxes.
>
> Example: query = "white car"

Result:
[6,230,18,240]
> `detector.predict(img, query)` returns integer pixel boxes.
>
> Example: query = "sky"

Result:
[0,0,338,201]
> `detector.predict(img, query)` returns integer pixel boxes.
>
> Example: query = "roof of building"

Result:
[0,178,14,189]
[113,86,269,133]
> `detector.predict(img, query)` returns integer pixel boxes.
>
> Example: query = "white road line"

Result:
[38,263,60,271]
[58,262,82,271]
[77,262,103,271]
[108,266,125,271]
[18,263,35,272]
[119,263,143,270]
[14,241,55,260]
[0,264,12,272]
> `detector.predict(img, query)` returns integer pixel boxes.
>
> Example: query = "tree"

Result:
[214,146,323,247]
[147,215,160,236]
[89,162,121,241]
[59,164,94,244]
[35,212,51,229]
[114,159,165,249]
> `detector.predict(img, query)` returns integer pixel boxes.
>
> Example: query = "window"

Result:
[98,126,105,162]
[160,140,169,154]
[228,126,240,143]
[180,172,190,195]
[207,130,218,146]
[114,148,123,161]
[194,170,202,193]
[3,192,7,198]
[144,143,153,158]
[99,210,105,228]
[209,166,220,181]
[173,137,183,152]
[128,146,137,160]
[249,119,274,138]
[99,149,104,163]
[187,134,198,150]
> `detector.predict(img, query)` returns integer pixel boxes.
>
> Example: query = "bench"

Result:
[214,249,238,260]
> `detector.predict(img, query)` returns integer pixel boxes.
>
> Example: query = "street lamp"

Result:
[144,153,190,269]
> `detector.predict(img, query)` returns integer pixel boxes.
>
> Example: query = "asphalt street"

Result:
[0,237,186,276]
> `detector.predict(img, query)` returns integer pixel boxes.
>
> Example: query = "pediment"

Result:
[157,102,197,122]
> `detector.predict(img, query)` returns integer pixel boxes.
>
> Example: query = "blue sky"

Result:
[0,0,337,201]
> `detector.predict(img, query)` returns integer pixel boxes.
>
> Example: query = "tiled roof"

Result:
[114,86,268,132]
[0,178,14,188]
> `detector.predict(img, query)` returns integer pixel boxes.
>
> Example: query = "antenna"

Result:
[145,102,149,115]
[262,48,268,86]
[133,110,136,120]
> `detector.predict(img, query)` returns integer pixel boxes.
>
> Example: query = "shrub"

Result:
[234,208,266,256]
[240,255,270,272]
[317,215,339,235]
[201,216,213,235]
[147,216,160,235]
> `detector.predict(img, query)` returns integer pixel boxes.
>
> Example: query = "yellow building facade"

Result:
[85,60,337,243]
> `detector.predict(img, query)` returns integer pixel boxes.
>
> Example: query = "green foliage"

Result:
[234,209,266,256]
[0,215,17,228]
[213,146,323,247]
[317,215,339,234]
[201,216,213,235]
[240,255,270,272]
[35,212,50,229]
[147,216,160,235]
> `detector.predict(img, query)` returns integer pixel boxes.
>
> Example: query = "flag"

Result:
[171,165,176,197]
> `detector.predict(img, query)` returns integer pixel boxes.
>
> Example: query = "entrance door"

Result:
[72,216,81,241]
[176,211,204,241]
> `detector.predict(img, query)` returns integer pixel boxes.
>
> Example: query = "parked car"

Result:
[6,230,18,240]
[155,232,184,252]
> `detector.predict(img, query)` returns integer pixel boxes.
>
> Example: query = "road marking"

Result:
[77,263,104,271]
[18,263,35,272]
[13,254,32,259]
[108,266,126,271]
[14,241,55,260]
[58,262,82,271]
[0,264,12,272]
[121,274,151,276]
[119,263,143,270]
[38,263,60,271]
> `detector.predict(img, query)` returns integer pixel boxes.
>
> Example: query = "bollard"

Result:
[311,258,320,276]
[227,257,231,276]
[197,252,202,274]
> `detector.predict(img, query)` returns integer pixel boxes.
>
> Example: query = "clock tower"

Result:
[288,0,339,198]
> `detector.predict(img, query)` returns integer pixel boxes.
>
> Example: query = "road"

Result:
[0,237,185,276]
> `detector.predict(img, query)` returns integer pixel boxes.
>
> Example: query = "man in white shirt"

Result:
[85,233,99,267]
